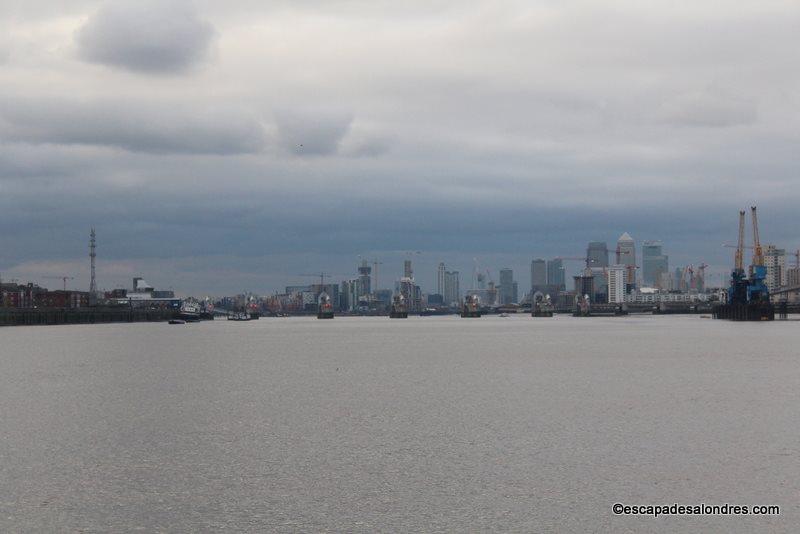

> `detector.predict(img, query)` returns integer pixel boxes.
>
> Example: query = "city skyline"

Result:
[2,224,796,297]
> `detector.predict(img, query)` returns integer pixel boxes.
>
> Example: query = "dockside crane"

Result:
[736,210,746,274]
[727,210,749,306]
[720,207,773,319]
[751,206,764,268]
[747,206,769,303]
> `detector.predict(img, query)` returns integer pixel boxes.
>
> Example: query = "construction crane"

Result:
[298,272,334,286]
[43,275,75,291]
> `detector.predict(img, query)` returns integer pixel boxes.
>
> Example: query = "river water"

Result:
[1,315,798,532]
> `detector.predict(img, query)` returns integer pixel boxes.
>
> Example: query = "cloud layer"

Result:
[0,0,798,294]
[0,98,265,154]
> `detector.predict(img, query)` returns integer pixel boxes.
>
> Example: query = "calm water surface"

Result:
[1,315,799,532]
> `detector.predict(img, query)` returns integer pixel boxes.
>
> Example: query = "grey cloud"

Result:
[658,90,758,128]
[337,122,392,157]
[76,0,215,74]
[0,98,265,155]
[274,110,354,156]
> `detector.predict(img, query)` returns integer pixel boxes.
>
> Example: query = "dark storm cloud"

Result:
[76,0,215,74]
[0,98,265,155]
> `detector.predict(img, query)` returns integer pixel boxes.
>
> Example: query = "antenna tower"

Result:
[89,228,97,303]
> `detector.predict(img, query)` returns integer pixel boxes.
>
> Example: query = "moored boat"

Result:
[461,294,481,318]
[389,293,408,318]
[317,292,335,319]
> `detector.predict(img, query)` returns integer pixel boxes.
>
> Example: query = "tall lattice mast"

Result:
[89,228,97,298]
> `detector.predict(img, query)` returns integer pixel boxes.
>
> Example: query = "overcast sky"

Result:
[1,0,798,295]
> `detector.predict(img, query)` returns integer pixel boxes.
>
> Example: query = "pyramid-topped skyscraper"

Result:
[617,232,636,292]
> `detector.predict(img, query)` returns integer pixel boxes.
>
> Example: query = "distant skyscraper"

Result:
[531,259,547,292]
[587,242,609,268]
[404,260,413,279]
[607,265,625,303]
[616,232,636,292]
[499,268,515,304]
[546,258,565,290]
[437,262,446,296]
[764,245,787,292]
[588,267,608,301]
[788,265,800,287]
[674,267,684,291]
[444,271,460,306]
[358,260,371,297]
[642,240,668,287]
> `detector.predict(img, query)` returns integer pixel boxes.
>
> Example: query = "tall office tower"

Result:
[531,258,547,293]
[499,268,515,304]
[764,245,787,292]
[546,258,565,290]
[357,260,371,297]
[642,240,669,287]
[437,262,446,296]
[404,259,413,279]
[616,232,636,291]
[444,271,460,306]
[607,265,626,303]
[587,242,609,268]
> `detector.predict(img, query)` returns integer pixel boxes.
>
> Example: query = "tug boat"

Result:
[389,293,408,318]
[227,311,251,321]
[532,293,554,317]
[460,294,482,318]
[573,294,591,317]
[317,292,335,319]
[178,301,201,322]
